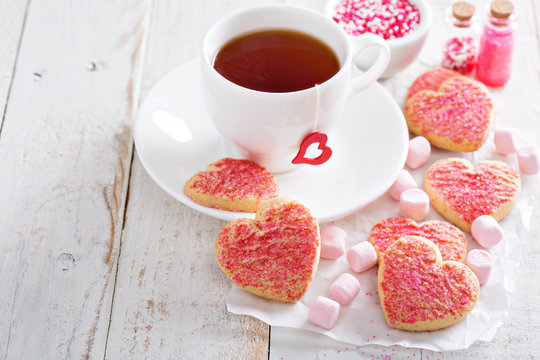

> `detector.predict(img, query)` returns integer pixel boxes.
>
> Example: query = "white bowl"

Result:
[323,0,433,78]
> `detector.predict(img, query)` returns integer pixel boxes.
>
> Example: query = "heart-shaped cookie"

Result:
[404,76,496,152]
[184,158,279,212]
[424,158,521,232]
[369,217,467,262]
[215,198,320,303]
[378,236,480,331]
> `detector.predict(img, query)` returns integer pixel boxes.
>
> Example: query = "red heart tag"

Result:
[291,132,332,166]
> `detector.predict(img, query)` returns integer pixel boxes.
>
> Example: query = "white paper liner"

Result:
[226,137,536,352]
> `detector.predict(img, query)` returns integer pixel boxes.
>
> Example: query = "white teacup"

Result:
[201,5,390,173]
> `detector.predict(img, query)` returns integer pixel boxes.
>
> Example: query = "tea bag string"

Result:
[313,84,320,132]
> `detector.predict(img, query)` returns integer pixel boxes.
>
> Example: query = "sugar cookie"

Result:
[184,158,279,212]
[378,236,480,331]
[369,217,467,262]
[424,158,520,232]
[215,198,319,302]
[405,76,496,152]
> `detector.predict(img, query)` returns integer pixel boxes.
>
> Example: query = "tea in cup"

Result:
[201,5,390,173]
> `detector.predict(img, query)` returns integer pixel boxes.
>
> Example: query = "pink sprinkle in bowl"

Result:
[323,0,433,78]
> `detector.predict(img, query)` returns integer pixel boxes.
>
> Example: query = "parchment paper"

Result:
[226,138,536,351]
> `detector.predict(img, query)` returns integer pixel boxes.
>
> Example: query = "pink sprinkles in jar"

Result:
[442,36,477,75]
[332,0,421,40]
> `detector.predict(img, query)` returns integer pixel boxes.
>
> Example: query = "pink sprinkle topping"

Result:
[380,237,480,326]
[215,199,320,302]
[188,158,278,200]
[442,36,478,75]
[425,159,520,225]
[185,158,279,211]
[332,0,421,40]
[369,217,467,262]
[405,76,494,148]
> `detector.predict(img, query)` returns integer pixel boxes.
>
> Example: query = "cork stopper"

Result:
[452,2,475,21]
[490,0,514,19]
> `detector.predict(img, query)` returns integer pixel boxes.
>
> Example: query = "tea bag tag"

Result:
[292,132,332,165]
[291,85,333,166]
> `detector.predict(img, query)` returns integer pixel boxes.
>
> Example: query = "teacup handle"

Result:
[348,33,390,95]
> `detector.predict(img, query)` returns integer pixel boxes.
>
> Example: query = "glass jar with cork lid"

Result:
[475,0,516,87]
[442,1,479,75]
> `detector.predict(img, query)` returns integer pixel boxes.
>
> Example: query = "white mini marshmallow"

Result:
[471,215,503,248]
[399,188,430,221]
[518,144,540,175]
[346,242,377,273]
[494,128,521,155]
[320,226,347,260]
[329,273,361,305]
[308,296,340,330]
[466,249,492,285]
[389,169,417,200]
[406,136,431,169]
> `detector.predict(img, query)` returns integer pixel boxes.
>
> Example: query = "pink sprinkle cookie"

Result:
[494,128,521,155]
[399,188,430,221]
[329,273,361,305]
[347,241,377,273]
[518,145,540,175]
[389,169,417,200]
[331,0,421,40]
[465,249,492,285]
[320,226,347,260]
[471,215,503,248]
[406,136,431,169]
[405,76,496,152]
[369,217,467,262]
[378,236,480,331]
[184,158,279,212]
[308,296,340,330]
[215,198,320,303]
[424,158,521,232]
[406,68,462,101]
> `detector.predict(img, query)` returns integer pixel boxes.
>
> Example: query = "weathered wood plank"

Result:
[0,0,150,359]
[105,1,270,359]
[106,161,269,359]
[0,0,29,130]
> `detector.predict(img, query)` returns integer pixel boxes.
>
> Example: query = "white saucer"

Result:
[134,58,408,223]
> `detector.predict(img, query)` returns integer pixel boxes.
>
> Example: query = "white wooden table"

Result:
[1,0,539,359]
